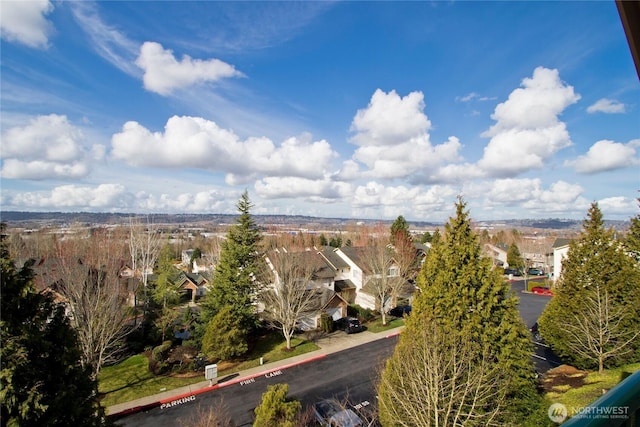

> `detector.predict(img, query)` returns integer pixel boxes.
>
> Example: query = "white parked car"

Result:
[312,399,364,427]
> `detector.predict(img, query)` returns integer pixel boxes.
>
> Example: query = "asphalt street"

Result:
[114,337,397,427]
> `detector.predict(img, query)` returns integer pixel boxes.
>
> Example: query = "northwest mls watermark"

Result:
[548,403,630,423]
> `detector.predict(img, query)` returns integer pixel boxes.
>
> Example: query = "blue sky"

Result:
[1,1,638,222]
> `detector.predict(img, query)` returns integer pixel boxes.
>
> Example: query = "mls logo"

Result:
[548,403,568,423]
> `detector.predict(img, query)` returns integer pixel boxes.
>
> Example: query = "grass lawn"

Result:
[543,362,640,412]
[99,332,319,408]
[365,317,405,333]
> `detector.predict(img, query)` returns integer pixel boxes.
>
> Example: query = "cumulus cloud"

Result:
[349,90,462,180]
[351,182,457,219]
[0,0,54,48]
[597,196,637,214]
[255,176,351,201]
[350,89,431,147]
[481,178,587,215]
[586,98,626,114]
[111,116,338,181]
[1,114,104,180]
[9,184,130,209]
[478,67,580,176]
[135,41,243,95]
[564,139,640,174]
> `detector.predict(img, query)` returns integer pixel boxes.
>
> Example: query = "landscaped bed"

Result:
[542,362,640,411]
[98,333,319,408]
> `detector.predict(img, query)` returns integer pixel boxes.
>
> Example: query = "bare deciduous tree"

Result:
[128,217,162,319]
[378,315,508,427]
[564,285,640,373]
[128,217,162,287]
[52,228,132,379]
[361,237,411,325]
[179,400,235,427]
[259,250,323,350]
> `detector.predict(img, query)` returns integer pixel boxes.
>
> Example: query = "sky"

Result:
[1,1,639,223]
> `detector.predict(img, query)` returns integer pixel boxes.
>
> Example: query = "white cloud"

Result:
[480,178,589,216]
[135,42,243,95]
[111,116,338,181]
[350,89,431,147]
[70,2,140,76]
[10,184,130,209]
[478,67,580,176]
[1,114,104,180]
[349,90,462,180]
[0,0,53,48]
[254,176,351,201]
[564,139,639,174]
[597,196,637,214]
[351,182,457,219]
[586,98,626,114]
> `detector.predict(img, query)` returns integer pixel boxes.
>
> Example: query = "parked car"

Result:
[527,268,545,276]
[312,399,364,427]
[334,317,363,334]
[531,286,553,296]
[530,322,543,343]
[504,268,522,276]
[388,305,412,317]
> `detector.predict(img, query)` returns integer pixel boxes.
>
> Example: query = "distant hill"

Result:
[0,211,628,232]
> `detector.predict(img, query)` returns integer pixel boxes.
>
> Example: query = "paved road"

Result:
[114,337,397,427]
[510,278,563,372]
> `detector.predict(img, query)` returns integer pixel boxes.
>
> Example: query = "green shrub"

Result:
[319,313,334,333]
[152,340,172,362]
[348,304,376,321]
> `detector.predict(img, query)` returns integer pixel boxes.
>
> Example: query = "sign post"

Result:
[205,363,218,387]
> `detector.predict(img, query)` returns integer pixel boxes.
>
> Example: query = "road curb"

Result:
[108,353,328,418]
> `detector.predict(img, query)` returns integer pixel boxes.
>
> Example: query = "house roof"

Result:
[335,279,357,292]
[318,246,350,270]
[552,238,572,249]
[266,249,335,280]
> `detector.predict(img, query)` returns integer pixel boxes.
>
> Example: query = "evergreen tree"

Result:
[506,243,525,271]
[151,242,181,341]
[201,305,249,360]
[379,199,538,425]
[625,198,640,264]
[200,191,262,332]
[253,383,301,427]
[389,215,411,246]
[0,224,109,426]
[539,203,640,370]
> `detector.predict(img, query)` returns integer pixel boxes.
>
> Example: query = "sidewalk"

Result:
[107,325,404,417]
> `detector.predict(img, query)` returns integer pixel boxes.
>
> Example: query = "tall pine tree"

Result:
[0,224,109,426]
[378,199,538,425]
[199,191,262,340]
[539,203,640,370]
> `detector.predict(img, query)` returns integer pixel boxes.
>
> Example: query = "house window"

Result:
[388,266,399,277]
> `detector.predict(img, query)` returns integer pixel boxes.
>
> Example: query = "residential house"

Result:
[324,246,415,312]
[174,271,210,303]
[262,249,348,331]
[552,238,572,281]
[483,243,508,268]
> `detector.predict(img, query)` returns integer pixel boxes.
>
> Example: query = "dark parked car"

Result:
[389,305,412,317]
[527,268,545,276]
[334,317,363,334]
[312,399,364,427]
[530,322,542,342]
[504,268,522,276]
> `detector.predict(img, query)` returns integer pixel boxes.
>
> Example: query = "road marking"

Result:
[534,341,550,348]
